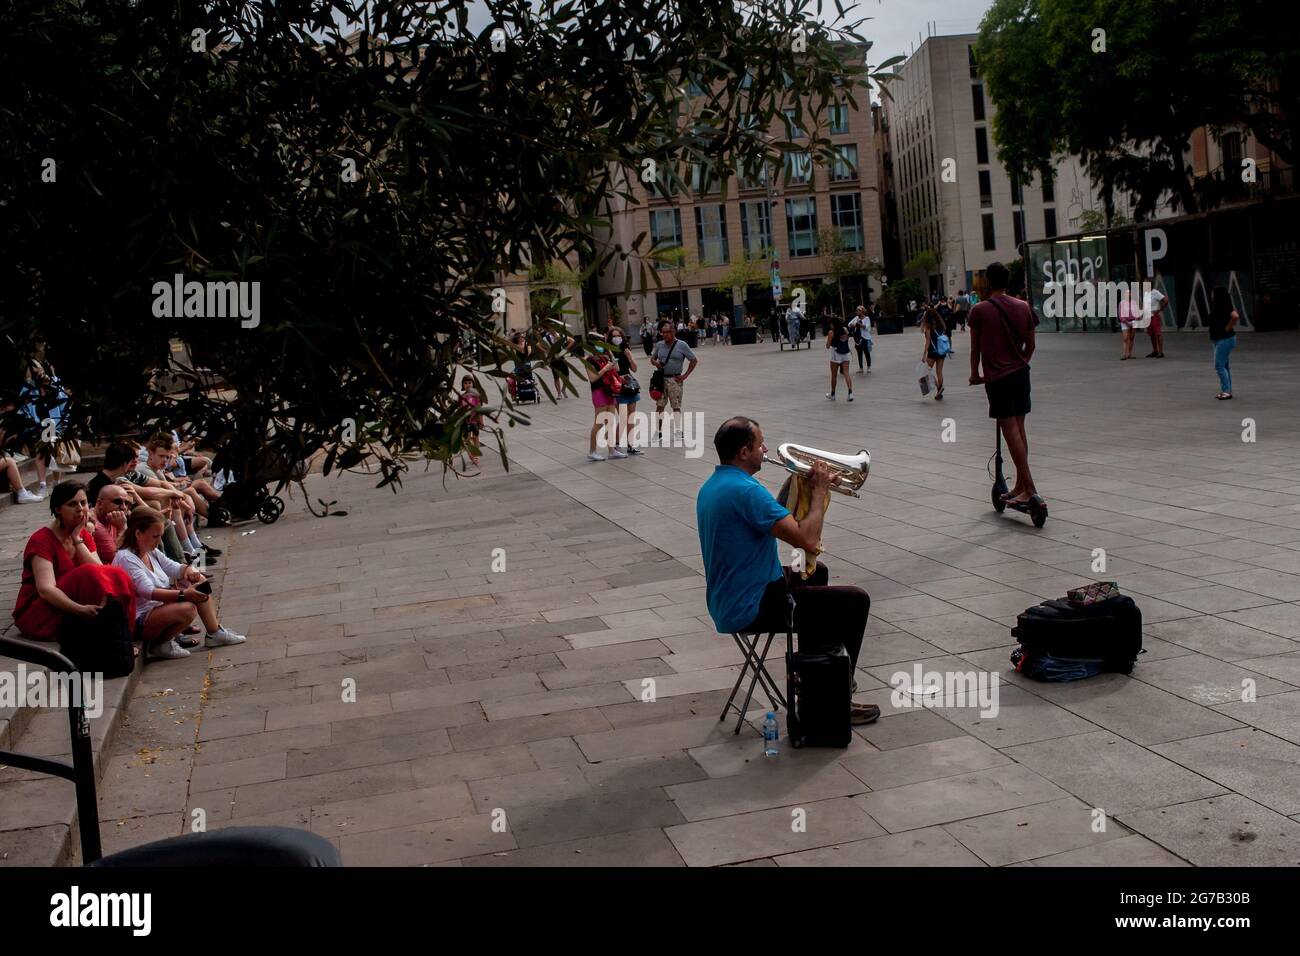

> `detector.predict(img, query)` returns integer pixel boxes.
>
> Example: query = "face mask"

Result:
[611,336,623,344]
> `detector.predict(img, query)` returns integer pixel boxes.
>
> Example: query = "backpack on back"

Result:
[932,332,951,357]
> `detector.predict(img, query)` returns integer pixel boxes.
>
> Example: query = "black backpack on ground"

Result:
[59,596,136,679]
[786,643,853,748]
[1011,594,1142,675]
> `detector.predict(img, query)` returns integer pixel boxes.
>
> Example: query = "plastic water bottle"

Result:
[762,712,779,756]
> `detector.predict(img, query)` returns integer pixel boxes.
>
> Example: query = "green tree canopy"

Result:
[976,0,1298,221]
[2,0,892,490]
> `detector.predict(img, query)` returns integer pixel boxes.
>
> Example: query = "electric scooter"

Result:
[991,423,1048,527]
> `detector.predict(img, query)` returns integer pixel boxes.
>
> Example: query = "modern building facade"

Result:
[594,62,885,329]
[880,33,1129,297]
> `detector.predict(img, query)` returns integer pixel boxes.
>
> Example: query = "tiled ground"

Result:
[9,326,1300,865]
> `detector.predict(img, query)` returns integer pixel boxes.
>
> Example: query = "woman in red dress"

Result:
[11,481,135,640]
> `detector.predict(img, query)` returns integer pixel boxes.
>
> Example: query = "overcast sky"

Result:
[854,0,993,70]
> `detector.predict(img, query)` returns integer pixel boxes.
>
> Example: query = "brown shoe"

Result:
[851,703,881,725]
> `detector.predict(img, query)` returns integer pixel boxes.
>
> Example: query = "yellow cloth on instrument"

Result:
[785,473,830,579]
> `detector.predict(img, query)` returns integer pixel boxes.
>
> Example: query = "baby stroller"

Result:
[206,451,298,526]
[511,360,540,404]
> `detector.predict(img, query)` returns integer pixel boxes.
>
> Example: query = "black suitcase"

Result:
[1011,595,1142,673]
[785,643,853,748]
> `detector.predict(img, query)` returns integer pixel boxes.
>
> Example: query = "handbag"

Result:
[620,373,640,398]
[649,340,679,395]
[59,596,135,679]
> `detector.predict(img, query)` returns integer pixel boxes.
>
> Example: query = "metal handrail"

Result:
[0,633,103,863]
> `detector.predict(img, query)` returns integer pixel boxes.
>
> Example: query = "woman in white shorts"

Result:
[825,317,854,401]
[1117,289,1137,360]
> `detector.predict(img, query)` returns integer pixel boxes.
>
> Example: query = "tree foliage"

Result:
[2,0,891,491]
[976,0,1298,221]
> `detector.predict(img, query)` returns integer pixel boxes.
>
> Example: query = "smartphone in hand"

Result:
[195,580,213,595]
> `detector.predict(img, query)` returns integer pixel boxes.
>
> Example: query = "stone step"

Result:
[0,651,141,866]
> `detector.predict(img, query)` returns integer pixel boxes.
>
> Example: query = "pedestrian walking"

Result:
[848,304,873,372]
[920,308,951,401]
[707,315,718,345]
[1209,286,1239,400]
[825,317,855,401]
[786,305,803,348]
[650,320,699,442]
[954,290,970,331]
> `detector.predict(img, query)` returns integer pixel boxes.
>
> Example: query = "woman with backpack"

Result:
[921,307,951,401]
[825,317,855,401]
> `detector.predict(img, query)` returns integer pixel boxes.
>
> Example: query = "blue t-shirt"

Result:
[696,465,790,633]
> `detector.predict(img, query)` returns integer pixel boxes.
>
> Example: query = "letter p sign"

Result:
[1143,228,1167,276]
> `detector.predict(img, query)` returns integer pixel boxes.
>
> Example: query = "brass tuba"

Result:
[763,443,870,497]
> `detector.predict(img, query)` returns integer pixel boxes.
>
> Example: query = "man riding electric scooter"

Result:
[969,262,1047,526]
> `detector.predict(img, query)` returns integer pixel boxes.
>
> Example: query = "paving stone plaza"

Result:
[5,327,1300,867]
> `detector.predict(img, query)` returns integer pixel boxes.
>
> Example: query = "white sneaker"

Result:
[205,627,247,647]
[609,448,628,459]
[587,452,606,461]
[826,392,836,401]
[152,639,191,660]
[672,429,683,442]
[15,488,43,504]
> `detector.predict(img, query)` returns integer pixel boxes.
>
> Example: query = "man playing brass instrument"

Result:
[696,416,879,725]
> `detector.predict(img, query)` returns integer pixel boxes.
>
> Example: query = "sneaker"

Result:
[850,703,881,725]
[201,544,223,557]
[15,488,43,504]
[587,452,606,461]
[626,446,642,455]
[672,429,683,442]
[151,639,191,660]
[205,627,247,647]
[847,392,854,402]
[825,392,836,401]
[609,448,628,459]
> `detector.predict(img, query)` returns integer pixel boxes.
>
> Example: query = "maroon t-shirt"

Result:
[970,294,1038,383]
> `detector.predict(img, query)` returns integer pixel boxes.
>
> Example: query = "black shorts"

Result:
[985,366,1031,419]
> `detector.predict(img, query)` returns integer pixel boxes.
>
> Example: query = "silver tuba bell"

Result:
[763,442,870,497]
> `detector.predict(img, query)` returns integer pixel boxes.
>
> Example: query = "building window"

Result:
[740,201,773,258]
[982,213,996,250]
[1013,210,1024,248]
[784,150,813,186]
[975,127,989,165]
[971,84,986,121]
[739,160,768,190]
[782,108,805,139]
[694,204,729,265]
[969,44,978,78]
[1041,171,1054,203]
[785,197,818,257]
[830,144,859,182]
[1044,207,1057,237]
[650,208,683,270]
[1011,175,1023,206]
[690,162,722,196]
[1221,131,1243,176]
[979,170,992,207]
[829,104,850,135]
[830,193,864,252]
